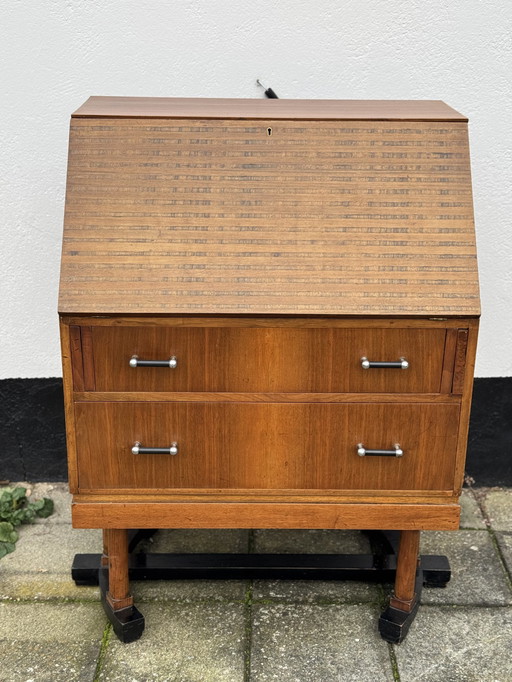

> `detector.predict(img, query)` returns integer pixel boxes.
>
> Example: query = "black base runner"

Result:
[72,530,450,644]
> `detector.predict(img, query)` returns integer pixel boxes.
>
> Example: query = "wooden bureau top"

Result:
[59,98,479,316]
[73,97,467,121]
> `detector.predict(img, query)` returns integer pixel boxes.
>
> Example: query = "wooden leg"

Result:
[378,530,422,644]
[98,528,145,643]
[101,529,109,567]
[390,530,420,612]
[104,529,133,611]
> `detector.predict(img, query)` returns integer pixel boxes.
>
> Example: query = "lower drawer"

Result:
[75,402,460,492]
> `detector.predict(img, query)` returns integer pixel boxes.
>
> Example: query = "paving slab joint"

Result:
[0,595,100,606]
[243,581,254,682]
[388,642,401,681]
[488,529,512,594]
[466,484,493,527]
[93,623,112,682]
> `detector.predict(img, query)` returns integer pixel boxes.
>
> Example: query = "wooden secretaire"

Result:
[59,97,479,643]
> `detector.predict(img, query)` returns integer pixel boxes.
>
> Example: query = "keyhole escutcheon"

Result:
[267,127,272,136]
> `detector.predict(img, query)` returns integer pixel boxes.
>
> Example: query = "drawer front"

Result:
[87,327,446,393]
[75,402,459,491]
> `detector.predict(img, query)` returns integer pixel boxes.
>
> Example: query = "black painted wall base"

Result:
[2,377,511,486]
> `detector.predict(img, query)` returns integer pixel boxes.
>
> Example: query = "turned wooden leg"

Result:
[390,530,421,612]
[104,529,133,611]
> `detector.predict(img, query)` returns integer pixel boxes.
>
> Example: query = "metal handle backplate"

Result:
[130,355,177,369]
[361,357,409,370]
[132,441,178,456]
[357,443,403,457]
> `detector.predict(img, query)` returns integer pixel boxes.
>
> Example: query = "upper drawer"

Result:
[80,326,447,393]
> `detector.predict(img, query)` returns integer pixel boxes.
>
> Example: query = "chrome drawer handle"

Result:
[357,443,403,457]
[129,355,177,369]
[361,357,409,370]
[132,441,178,456]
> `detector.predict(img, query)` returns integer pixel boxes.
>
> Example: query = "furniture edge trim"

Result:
[59,320,79,493]
[71,502,460,530]
[71,97,468,122]
[59,315,481,328]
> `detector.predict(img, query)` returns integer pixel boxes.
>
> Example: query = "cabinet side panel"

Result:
[60,319,79,492]
[453,321,479,492]
[69,326,84,391]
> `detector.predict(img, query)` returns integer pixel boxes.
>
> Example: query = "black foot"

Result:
[379,569,423,644]
[99,568,145,643]
[103,600,145,644]
[421,555,451,588]
[72,554,101,585]
[378,598,420,644]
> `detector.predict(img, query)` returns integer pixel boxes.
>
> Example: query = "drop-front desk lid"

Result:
[59,97,479,317]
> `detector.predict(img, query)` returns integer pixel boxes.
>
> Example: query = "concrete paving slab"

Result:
[459,488,487,529]
[0,523,101,601]
[253,529,379,604]
[495,531,512,582]
[419,530,511,606]
[0,573,100,603]
[0,601,105,682]
[484,488,512,530]
[99,603,246,682]
[133,578,248,604]
[250,604,394,682]
[394,605,512,682]
[252,579,380,605]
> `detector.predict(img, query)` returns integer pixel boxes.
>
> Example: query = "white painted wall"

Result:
[1,0,510,378]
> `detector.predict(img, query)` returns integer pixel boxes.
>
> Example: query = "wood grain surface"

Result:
[71,500,461,531]
[61,316,478,329]
[74,392,460,404]
[74,401,459,492]
[72,97,468,121]
[59,321,79,493]
[87,326,447,393]
[391,530,421,609]
[59,115,479,316]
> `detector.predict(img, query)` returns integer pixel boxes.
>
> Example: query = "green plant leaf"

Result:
[12,487,27,501]
[0,541,16,558]
[11,488,27,509]
[0,522,18,543]
[0,487,54,558]
[36,498,54,518]
[10,509,27,526]
[0,491,14,511]
[12,508,36,525]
